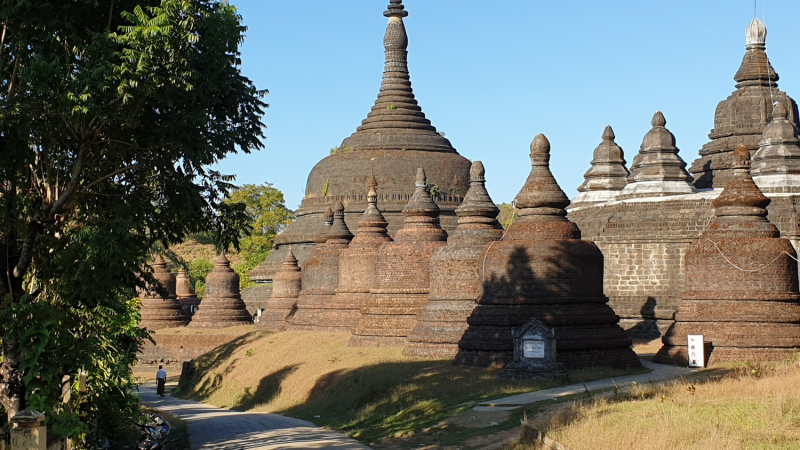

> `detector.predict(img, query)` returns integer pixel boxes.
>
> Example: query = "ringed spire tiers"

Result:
[690,19,799,189]
[339,0,455,153]
[571,126,629,208]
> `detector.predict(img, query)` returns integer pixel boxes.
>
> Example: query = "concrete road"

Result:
[139,386,371,449]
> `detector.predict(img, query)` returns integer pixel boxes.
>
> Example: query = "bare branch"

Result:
[0,21,8,63]
[6,53,19,101]
[56,110,80,142]
[107,0,115,31]
[50,143,88,215]
[82,163,138,192]
[12,224,38,279]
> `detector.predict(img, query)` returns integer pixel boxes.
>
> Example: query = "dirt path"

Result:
[139,385,370,450]
[474,359,696,411]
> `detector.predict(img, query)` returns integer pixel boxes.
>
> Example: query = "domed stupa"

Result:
[656,145,800,364]
[138,256,186,330]
[456,135,640,368]
[690,19,799,189]
[246,0,471,301]
[189,254,252,328]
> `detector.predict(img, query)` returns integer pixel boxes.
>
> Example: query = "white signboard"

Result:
[687,334,704,368]
[522,339,545,359]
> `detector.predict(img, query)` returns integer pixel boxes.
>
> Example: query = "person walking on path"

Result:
[156,365,167,398]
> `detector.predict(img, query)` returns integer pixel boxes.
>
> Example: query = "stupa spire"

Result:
[384,0,407,18]
[690,19,797,189]
[735,18,777,87]
[351,174,391,246]
[514,134,570,221]
[326,201,354,242]
[751,101,800,193]
[401,168,442,223]
[746,18,767,46]
[571,125,629,208]
[339,1,455,152]
[284,247,299,269]
[454,161,501,231]
[315,206,335,245]
[713,144,772,226]
[619,111,695,199]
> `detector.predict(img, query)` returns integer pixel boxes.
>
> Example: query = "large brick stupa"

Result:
[246,0,471,307]
[690,18,799,189]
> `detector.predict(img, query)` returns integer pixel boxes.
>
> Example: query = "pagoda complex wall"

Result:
[570,168,800,340]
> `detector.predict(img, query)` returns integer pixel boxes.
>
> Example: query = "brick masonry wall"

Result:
[570,193,800,339]
[138,334,241,364]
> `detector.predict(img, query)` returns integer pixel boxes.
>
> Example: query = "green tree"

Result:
[189,257,213,299]
[225,183,294,288]
[0,0,265,446]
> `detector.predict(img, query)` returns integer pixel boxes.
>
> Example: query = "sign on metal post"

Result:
[687,334,704,368]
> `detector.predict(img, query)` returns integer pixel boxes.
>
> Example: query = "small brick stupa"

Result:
[290,203,353,331]
[333,174,393,331]
[656,144,800,364]
[256,248,302,331]
[571,126,629,208]
[751,102,800,193]
[619,112,695,199]
[189,254,252,328]
[351,168,448,346]
[405,161,503,358]
[175,269,200,318]
[690,19,799,189]
[138,256,186,330]
[455,135,640,368]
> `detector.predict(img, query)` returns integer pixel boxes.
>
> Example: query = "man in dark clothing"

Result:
[156,365,167,398]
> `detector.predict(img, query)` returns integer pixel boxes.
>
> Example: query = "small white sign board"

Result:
[687,334,704,368]
[522,339,545,359]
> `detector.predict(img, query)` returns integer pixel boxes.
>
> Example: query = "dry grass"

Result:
[151,324,256,336]
[511,359,800,450]
[177,331,411,412]
[174,330,646,446]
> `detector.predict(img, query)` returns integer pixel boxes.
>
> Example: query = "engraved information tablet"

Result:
[522,339,545,358]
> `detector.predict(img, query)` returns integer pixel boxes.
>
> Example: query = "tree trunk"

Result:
[0,337,25,420]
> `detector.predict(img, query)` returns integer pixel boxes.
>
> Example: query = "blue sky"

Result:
[219,1,800,209]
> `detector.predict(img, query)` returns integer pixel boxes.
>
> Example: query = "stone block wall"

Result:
[569,195,717,338]
[570,192,800,339]
[138,334,242,364]
[597,241,690,337]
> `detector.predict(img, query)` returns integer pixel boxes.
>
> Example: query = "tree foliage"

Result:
[0,0,265,446]
[224,183,294,288]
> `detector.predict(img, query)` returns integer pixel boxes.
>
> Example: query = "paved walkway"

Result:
[139,385,371,450]
[473,359,698,411]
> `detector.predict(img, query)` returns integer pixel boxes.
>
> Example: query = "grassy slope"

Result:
[174,330,647,447]
[514,359,800,450]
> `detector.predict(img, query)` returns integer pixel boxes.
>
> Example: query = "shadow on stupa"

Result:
[455,240,636,369]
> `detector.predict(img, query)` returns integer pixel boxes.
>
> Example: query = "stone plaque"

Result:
[501,317,567,381]
[522,339,545,358]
